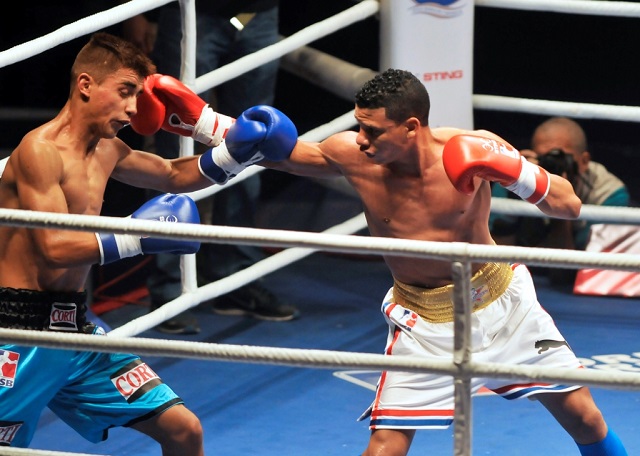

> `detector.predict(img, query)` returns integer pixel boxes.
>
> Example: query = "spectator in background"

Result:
[490,116,630,283]
[123,0,299,335]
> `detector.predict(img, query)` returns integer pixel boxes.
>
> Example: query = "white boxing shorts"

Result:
[359,263,582,430]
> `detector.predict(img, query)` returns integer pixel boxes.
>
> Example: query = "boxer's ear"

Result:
[77,73,93,100]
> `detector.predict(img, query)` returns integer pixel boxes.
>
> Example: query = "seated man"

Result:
[490,117,630,283]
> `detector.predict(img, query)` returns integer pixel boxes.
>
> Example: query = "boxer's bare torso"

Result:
[269,112,494,287]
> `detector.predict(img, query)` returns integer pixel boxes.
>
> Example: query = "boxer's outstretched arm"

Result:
[262,132,350,179]
[109,137,212,194]
[131,92,299,186]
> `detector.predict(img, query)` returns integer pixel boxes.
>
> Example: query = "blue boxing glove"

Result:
[96,194,200,265]
[198,105,297,184]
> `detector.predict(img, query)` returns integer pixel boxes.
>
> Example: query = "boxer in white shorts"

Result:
[264,68,627,455]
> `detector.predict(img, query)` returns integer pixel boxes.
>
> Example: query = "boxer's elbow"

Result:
[566,195,582,219]
[536,193,581,220]
[555,192,582,219]
[39,245,70,267]
[36,233,83,267]
[541,175,582,219]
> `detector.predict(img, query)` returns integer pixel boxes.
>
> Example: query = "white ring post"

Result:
[379,0,475,129]
[177,0,199,294]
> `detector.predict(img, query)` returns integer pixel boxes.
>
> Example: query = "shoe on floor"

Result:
[211,282,300,322]
[152,308,201,335]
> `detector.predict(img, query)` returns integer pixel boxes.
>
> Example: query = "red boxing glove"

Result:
[443,134,550,205]
[130,76,166,136]
[131,74,235,147]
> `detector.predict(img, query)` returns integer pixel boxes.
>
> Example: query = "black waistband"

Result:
[0,287,88,332]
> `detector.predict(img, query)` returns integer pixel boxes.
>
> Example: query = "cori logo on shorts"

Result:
[49,302,78,331]
[0,350,19,388]
[111,360,162,403]
[0,421,22,446]
[410,0,466,19]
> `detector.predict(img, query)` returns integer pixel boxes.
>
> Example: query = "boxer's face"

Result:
[354,106,408,164]
[86,68,142,137]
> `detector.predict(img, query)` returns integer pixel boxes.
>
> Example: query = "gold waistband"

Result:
[392,262,513,323]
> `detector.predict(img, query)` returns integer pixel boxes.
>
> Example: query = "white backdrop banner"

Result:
[379,0,474,129]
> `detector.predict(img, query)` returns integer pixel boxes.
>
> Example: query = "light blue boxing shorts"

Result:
[0,287,183,447]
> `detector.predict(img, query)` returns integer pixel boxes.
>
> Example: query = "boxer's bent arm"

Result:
[475,129,580,218]
[448,130,581,219]
[96,193,199,265]
[25,207,102,267]
[12,146,103,267]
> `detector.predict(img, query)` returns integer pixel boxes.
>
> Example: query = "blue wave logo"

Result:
[411,0,466,18]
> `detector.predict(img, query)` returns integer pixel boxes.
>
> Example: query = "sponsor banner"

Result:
[380,0,474,129]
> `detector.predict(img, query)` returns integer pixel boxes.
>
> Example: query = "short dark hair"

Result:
[70,32,156,90]
[355,69,430,125]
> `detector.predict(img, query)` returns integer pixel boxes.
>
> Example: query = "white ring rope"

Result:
[473,94,640,122]
[1,328,640,393]
[476,0,640,17]
[0,0,175,69]
[491,198,640,223]
[0,207,639,272]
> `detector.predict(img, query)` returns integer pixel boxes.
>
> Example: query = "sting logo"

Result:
[111,360,162,403]
[422,70,463,82]
[49,302,78,331]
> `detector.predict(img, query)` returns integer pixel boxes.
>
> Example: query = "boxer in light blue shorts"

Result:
[0,287,183,447]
